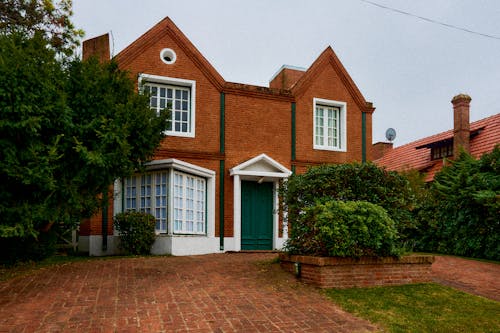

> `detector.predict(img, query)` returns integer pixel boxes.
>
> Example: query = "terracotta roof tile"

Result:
[374,113,500,181]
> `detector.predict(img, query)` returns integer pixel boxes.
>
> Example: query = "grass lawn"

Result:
[325,283,500,333]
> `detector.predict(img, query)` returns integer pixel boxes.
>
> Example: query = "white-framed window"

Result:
[124,170,206,235]
[313,98,347,151]
[139,74,196,138]
[173,172,206,234]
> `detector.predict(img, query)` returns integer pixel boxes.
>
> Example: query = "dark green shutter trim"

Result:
[102,191,108,252]
[362,112,367,163]
[291,102,296,162]
[219,92,225,250]
[121,178,125,213]
[219,160,225,250]
[220,92,225,153]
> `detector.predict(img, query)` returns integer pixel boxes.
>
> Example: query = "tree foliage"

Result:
[0,0,83,56]
[419,147,500,260]
[0,32,169,238]
[286,200,400,257]
[281,162,418,248]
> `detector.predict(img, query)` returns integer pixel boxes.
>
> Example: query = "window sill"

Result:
[155,233,207,237]
[313,145,346,152]
[165,130,195,138]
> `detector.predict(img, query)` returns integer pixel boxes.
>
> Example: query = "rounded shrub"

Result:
[280,162,417,248]
[114,211,156,255]
[286,200,401,257]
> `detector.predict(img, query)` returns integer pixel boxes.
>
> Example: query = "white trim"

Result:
[229,153,292,177]
[146,158,215,178]
[113,159,216,253]
[160,48,177,65]
[138,73,196,138]
[233,175,242,252]
[230,154,291,251]
[313,97,347,152]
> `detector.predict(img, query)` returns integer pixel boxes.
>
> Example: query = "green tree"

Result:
[0,0,83,55]
[429,147,500,260]
[0,32,169,241]
[281,162,418,248]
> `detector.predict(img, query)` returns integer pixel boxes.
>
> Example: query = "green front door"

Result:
[241,181,273,250]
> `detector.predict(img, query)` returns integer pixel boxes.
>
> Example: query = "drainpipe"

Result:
[101,190,108,252]
[362,112,367,163]
[291,102,296,173]
[219,92,225,250]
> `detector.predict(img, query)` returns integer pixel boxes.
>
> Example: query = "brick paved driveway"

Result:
[0,253,375,333]
[432,255,500,301]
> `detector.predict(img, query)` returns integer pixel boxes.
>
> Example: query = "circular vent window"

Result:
[160,48,176,64]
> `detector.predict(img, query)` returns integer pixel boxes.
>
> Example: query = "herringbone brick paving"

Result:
[0,253,376,332]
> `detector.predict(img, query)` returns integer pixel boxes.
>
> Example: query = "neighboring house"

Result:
[374,94,500,182]
[79,17,376,256]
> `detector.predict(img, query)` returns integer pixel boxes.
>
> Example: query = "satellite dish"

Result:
[385,128,396,142]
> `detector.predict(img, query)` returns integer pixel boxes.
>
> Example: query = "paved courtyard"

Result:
[0,253,376,332]
[1,253,498,333]
[431,255,500,301]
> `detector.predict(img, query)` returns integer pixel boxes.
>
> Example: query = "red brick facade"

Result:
[79,17,375,255]
[280,254,435,288]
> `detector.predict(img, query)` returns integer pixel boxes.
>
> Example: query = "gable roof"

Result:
[291,46,375,114]
[374,113,500,181]
[115,17,225,90]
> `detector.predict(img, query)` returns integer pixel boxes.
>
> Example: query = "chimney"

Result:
[82,33,110,62]
[269,65,305,90]
[451,93,471,156]
[372,142,393,160]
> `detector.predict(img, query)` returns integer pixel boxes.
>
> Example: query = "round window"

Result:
[160,48,176,64]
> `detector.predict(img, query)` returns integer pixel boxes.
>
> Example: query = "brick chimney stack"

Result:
[451,93,471,156]
[82,33,110,62]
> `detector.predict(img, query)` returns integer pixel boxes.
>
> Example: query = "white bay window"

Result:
[124,170,206,235]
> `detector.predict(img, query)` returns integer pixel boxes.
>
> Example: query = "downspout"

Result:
[291,102,296,174]
[101,190,108,252]
[219,92,225,250]
[362,112,367,163]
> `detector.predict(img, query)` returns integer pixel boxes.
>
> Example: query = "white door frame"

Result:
[229,154,292,251]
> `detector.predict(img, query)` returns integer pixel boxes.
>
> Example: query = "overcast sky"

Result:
[72,0,500,146]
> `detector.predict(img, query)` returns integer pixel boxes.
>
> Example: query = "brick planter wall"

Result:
[280,253,435,288]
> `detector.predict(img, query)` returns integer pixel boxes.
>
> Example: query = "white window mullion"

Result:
[313,98,346,152]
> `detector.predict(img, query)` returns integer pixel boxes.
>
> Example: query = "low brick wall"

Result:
[280,253,435,288]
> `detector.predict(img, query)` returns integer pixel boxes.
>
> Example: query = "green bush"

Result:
[281,162,417,248]
[114,211,156,255]
[286,200,401,257]
[417,147,500,260]
[0,229,57,265]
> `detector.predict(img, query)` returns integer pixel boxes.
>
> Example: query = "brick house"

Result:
[79,17,375,256]
[374,94,500,181]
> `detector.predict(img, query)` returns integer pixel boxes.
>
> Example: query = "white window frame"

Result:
[124,171,169,234]
[122,159,215,237]
[139,73,196,138]
[173,172,206,235]
[313,98,347,152]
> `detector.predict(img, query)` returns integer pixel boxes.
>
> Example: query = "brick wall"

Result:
[295,64,367,164]
[280,254,435,288]
[81,18,375,246]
